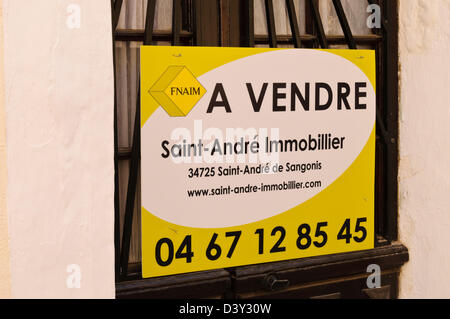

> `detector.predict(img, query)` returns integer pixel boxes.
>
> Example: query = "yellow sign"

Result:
[140,46,376,278]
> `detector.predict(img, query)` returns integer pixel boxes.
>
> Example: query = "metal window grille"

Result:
[111,0,399,282]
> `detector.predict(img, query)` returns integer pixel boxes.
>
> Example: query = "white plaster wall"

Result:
[3,0,115,298]
[398,0,450,298]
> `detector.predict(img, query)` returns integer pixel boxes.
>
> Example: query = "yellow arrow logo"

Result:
[149,66,207,117]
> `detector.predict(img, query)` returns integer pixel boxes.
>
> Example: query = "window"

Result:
[112,0,407,299]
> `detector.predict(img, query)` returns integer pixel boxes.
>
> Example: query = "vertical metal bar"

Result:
[366,1,385,246]
[367,0,398,242]
[119,0,156,279]
[119,93,141,279]
[374,137,384,246]
[304,0,314,42]
[331,0,357,49]
[264,0,277,48]
[111,0,121,283]
[241,0,254,47]
[193,0,203,46]
[248,0,254,47]
[144,0,157,45]
[181,0,191,32]
[285,0,301,48]
[112,0,124,31]
[383,0,399,241]
[376,112,389,144]
[173,0,182,46]
[307,0,328,49]
[220,0,230,47]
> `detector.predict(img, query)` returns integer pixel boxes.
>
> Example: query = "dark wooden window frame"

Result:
[111,0,408,299]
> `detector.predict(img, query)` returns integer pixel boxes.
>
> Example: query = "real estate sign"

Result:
[140,46,376,278]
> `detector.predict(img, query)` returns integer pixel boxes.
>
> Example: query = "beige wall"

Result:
[398,0,450,298]
[3,0,115,298]
[0,0,10,299]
